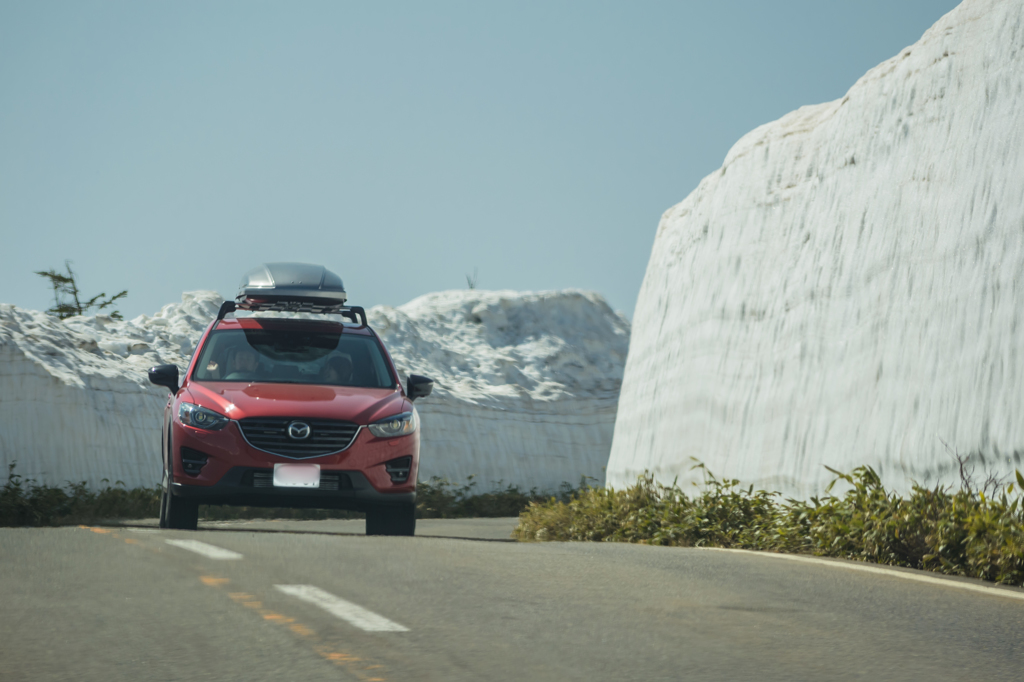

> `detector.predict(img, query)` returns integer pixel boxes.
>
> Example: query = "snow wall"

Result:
[607,0,1024,498]
[0,289,628,492]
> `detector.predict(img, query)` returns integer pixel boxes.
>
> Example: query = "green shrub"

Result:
[416,476,579,518]
[514,463,1024,586]
[0,463,160,526]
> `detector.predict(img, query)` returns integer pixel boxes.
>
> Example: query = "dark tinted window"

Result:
[193,328,394,388]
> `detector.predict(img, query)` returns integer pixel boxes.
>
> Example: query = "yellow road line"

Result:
[79,525,391,680]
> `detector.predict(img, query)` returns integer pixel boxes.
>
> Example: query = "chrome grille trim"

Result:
[236,418,362,459]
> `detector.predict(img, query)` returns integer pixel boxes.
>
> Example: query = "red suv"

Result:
[148,263,433,535]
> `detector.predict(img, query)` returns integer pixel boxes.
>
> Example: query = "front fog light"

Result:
[368,410,418,438]
[385,456,412,483]
[178,402,229,431]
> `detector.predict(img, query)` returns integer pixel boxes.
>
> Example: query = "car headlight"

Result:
[178,402,230,431]
[367,410,418,438]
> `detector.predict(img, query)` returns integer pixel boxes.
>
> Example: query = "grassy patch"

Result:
[514,462,1024,586]
[0,463,577,526]
[0,464,161,526]
[416,476,579,518]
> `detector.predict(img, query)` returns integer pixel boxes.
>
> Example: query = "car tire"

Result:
[164,436,198,531]
[158,484,170,529]
[159,429,172,529]
[365,504,416,536]
[165,491,199,530]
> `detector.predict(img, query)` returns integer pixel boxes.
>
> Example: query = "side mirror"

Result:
[149,365,180,394]
[406,374,433,401]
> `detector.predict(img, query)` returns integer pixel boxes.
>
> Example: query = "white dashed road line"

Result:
[165,539,244,560]
[275,584,409,632]
[699,547,1024,602]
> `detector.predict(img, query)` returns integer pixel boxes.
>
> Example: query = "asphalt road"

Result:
[2,518,1022,681]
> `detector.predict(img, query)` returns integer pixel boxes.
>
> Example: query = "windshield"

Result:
[193,328,395,388]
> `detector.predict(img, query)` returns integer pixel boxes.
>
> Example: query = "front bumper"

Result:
[170,419,419,504]
[171,467,414,511]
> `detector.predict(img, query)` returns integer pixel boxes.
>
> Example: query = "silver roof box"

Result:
[236,262,347,307]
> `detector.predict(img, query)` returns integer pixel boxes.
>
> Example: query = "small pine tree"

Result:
[35,260,128,320]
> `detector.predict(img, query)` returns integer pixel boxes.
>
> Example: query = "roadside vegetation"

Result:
[416,476,578,518]
[0,465,159,526]
[514,459,1024,586]
[0,464,567,526]
[9,457,1022,588]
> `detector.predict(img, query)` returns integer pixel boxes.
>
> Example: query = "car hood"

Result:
[186,381,409,424]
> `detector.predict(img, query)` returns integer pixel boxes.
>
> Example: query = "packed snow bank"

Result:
[607,0,1024,497]
[371,290,628,491]
[0,292,227,489]
[0,289,628,492]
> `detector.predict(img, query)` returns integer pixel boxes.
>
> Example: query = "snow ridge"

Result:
[0,289,628,491]
[0,292,226,488]
[607,0,1024,496]
[372,290,629,490]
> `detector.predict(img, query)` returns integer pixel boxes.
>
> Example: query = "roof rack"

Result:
[238,263,348,305]
[216,300,367,326]
[215,262,367,326]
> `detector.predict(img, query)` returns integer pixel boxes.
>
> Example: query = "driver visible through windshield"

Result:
[193,327,395,388]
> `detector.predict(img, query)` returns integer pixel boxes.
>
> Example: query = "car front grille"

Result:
[238,418,360,458]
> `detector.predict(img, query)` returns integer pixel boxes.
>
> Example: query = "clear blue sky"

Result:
[0,0,961,320]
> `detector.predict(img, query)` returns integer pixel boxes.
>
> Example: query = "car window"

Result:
[193,328,395,388]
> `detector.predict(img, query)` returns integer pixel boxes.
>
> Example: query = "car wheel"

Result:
[365,504,416,536]
[158,484,170,529]
[165,491,199,530]
[159,429,172,529]
[161,428,199,530]
[159,468,179,529]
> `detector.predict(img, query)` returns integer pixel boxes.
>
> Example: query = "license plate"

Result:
[273,463,321,488]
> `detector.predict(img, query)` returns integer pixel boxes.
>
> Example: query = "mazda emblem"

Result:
[287,421,311,440]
